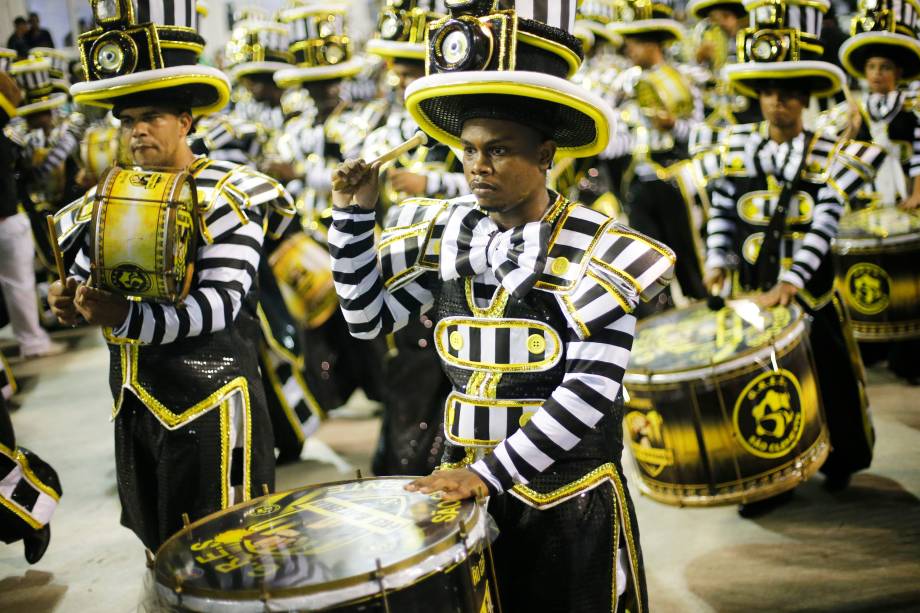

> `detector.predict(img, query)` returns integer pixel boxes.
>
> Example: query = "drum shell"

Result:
[90,168,198,304]
[269,233,338,329]
[832,235,920,341]
[624,321,829,507]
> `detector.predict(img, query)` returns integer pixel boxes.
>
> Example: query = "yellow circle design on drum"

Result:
[732,369,805,460]
[844,262,891,315]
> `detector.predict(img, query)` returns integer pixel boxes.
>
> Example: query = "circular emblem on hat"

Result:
[844,263,891,315]
[380,11,403,40]
[90,31,138,79]
[431,17,492,72]
[111,264,152,294]
[732,369,804,459]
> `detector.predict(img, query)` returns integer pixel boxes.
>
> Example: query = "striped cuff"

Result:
[469,459,505,497]
[705,251,730,272]
[780,269,805,289]
[109,302,138,339]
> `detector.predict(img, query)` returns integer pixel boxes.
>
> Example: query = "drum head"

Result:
[837,208,920,242]
[153,477,485,610]
[628,301,803,376]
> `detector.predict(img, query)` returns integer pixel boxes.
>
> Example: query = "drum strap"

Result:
[754,149,809,291]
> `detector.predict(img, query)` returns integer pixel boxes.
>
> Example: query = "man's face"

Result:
[304,80,341,116]
[240,75,276,104]
[623,38,658,69]
[865,56,900,94]
[708,9,742,36]
[28,15,38,29]
[391,61,425,97]
[118,106,192,168]
[15,22,28,36]
[460,118,554,213]
[25,110,52,133]
[758,87,807,130]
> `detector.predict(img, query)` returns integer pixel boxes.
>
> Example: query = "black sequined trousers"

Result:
[114,393,275,551]
[373,316,450,476]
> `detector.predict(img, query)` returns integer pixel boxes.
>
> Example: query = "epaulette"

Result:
[558,219,675,339]
[802,130,840,178]
[379,197,453,289]
[52,187,96,250]
[826,139,886,201]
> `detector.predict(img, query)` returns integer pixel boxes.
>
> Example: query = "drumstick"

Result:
[331,131,429,191]
[45,215,67,283]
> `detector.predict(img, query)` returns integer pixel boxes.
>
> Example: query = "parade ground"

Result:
[0,327,918,612]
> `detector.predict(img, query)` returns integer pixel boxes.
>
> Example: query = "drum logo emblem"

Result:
[111,264,152,293]
[844,263,891,315]
[733,369,804,459]
[624,409,674,477]
[128,173,161,190]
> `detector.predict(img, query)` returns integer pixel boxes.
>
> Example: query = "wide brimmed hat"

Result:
[9,59,68,115]
[274,4,365,86]
[70,0,230,116]
[839,0,920,82]
[725,0,845,98]
[0,47,17,73]
[29,47,75,94]
[366,0,446,61]
[687,0,747,19]
[225,19,294,81]
[606,0,685,43]
[405,0,615,158]
[576,0,624,45]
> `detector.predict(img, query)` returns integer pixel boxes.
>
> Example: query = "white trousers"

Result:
[0,213,53,355]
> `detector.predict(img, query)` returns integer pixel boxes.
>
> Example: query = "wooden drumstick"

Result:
[45,215,67,283]
[331,131,429,191]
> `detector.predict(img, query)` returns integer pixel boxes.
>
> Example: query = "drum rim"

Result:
[835,207,920,246]
[625,300,806,382]
[153,476,486,602]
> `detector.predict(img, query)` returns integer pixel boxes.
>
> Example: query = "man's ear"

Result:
[178,112,194,137]
[537,140,556,170]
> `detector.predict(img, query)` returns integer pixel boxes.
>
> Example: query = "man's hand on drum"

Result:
[703,268,726,294]
[331,159,382,210]
[755,281,798,308]
[72,285,130,327]
[48,278,82,326]
[405,468,489,502]
[899,192,920,211]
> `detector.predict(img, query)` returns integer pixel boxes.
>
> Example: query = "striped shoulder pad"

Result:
[689,123,723,156]
[802,130,841,178]
[535,200,612,292]
[2,121,26,147]
[52,187,97,250]
[558,222,675,339]
[720,122,762,177]
[379,196,455,290]
[813,101,849,138]
[826,139,886,201]
[190,158,296,243]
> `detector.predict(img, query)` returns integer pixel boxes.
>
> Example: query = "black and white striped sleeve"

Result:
[782,140,884,288]
[108,201,264,345]
[469,312,635,495]
[910,117,920,178]
[36,117,84,178]
[705,177,738,271]
[328,206,437,339]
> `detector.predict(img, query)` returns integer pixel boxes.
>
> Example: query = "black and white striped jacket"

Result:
[328,194,674,497]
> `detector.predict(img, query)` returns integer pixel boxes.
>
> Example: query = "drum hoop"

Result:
[833,234,920,251]
[626,302,806,382]
[153,477,487,602]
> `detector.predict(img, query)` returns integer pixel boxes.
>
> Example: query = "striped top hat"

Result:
[839,0,920,81]
[0,47,16,73]
[273,3,365,87]
[70,0,230,116]
[366,0,447,61]
[687,0,747,20]
[9,58,69,115]
[724,0,846,98]
[575,0,624,46]
[404,0,616,158]
[606,0,685,43]
[28,48,75,95]
[224,18,294,81]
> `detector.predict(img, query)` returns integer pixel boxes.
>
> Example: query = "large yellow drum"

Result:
[623,301,829,507]
[90,167,198,304]
[269,233,338,329]
[833,207,920,341]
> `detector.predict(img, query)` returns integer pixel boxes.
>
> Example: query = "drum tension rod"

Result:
[182,513,191,528]
[144,548,155,569]
[262,483,270,496]
[374,558,391,613]
[356,469,363,480]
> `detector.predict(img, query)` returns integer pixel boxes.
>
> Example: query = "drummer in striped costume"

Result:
[329,2,675,610]
[702,0,882,510]
[0,68,61,564]
[46,0,296,551]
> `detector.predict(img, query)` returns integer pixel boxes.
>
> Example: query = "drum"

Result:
[152,477,499,612]
[269,233,338,329]
[832,207,920,341]
[623,300,829,507]
[90,167,198,304]
[80,124,126,183]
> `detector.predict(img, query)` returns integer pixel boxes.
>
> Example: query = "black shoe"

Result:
[737,489,795,518]
[23,524,50,564]
[823,472,852,492]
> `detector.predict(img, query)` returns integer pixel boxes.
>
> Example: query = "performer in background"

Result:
[703,0,881,513]
[0,69,61,564]
[329,2,676,609]
[46,0,295,551]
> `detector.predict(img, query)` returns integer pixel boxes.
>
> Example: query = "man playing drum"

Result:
[328,2,675,610]
[702,0,882,512]
[45,0,295,551]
